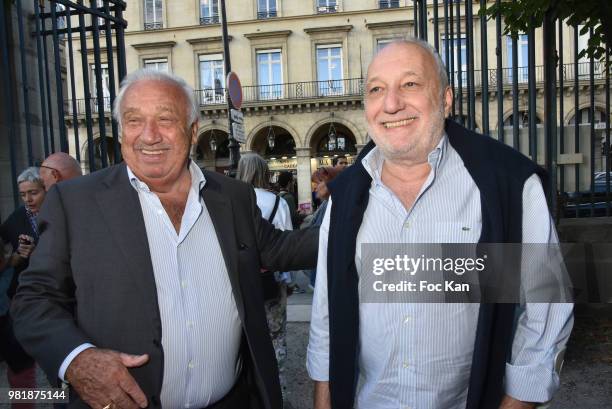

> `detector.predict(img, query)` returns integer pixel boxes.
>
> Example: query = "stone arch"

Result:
[246,118,301,151]
[80,134,121,173]
[563,102,609,125]
[308,119,359,159]
[497,107,544,130]
[304,115,364,149]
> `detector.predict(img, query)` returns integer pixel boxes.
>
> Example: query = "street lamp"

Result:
[267,116,276,149]
[328,112,337,150]
[209,131,217,153]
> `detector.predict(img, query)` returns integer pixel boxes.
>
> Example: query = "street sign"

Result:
[226,71,243,109]
[231,108,244,124]
[233,121,245,143]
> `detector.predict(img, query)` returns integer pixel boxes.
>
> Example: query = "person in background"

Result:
[305,167,343,291]
[39,152,83,191]
[0,167,45,408]
[331,156,348,169]
[277,171,299,228]
[237,152,293,403]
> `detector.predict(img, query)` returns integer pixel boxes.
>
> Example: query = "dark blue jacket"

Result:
[326,119,547,409]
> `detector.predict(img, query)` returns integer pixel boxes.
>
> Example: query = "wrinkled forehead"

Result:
[122,79,186,112]
[366,43,436,82]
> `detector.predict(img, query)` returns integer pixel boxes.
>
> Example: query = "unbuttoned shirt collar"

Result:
[127,160,206,196]
[361,132,448,186]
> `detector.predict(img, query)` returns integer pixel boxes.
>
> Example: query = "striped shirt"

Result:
[307,135,574,408]
[131,162,241,409]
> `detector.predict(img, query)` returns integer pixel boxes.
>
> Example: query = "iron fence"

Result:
[0,0,127,212]
[2,0,611,218]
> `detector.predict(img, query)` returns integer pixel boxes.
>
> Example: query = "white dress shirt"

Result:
[307,137,574,409]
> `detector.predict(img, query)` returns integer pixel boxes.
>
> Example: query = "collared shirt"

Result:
[307,136,574,409]
[59,162,242,409]
[130,162,241,409]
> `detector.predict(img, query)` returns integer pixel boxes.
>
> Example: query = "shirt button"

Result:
[187,321,193,328]
[402,361,410,368]
[404,315,412,323]
[403,221,410,228]
[188,361,195,369]
[181,281,187,288]
[157,209,163,215]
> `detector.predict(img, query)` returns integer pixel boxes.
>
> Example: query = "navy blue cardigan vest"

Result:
[326,119,548,409]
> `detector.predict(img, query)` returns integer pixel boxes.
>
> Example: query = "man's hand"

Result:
[65,348,149,409]
[313,381,331,409]
[498,395,537,409]
[16,235,35,259]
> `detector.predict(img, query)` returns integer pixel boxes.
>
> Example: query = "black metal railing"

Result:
[317,4,339,13]
[65,62,610,114]
[144,21,163,30]
[200,15,220,25]
[257,10,277,19]
[379,0,400,8]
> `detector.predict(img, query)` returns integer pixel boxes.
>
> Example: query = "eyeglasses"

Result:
[39,165,59,173]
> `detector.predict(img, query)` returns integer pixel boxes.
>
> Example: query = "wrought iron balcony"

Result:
[64,63,610,115]
[317,4,338,13]
[200,15,220,25]
[143,21,163,30]
[257,9,277,19]
[379,0,400,8]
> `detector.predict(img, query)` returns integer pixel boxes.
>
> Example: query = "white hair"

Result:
[370,37,449,97]
[112,68,199,130]
[17,167,43,185]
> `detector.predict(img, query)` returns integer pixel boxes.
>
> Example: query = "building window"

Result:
[199,54,226,104]
[376,38,395,52]
[90,63,111,112]
[257,0,277,19]
[143,58,168,72]
[379,0,400,8]
[257,49,283,99]
[317,0,338,13]
[316,44,344,95]
[506,34,529,83]
[200,0,219,24]
[144,0,163,30]
[442,35,467,86]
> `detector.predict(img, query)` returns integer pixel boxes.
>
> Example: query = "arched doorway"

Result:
[195,129,230,173]
[81,135,121,173]
[251,124,297,185]
[309,121,357,170]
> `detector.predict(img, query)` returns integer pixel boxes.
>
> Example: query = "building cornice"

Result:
[244,30,292,40]
[131,41,177,50]
[304,25,353,34]
[365,20,411,30]
[186,36,233,45]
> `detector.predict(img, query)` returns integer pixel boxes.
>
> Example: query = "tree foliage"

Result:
[481,0,612,62]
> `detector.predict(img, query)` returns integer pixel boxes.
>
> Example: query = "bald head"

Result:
[40,152,82,190]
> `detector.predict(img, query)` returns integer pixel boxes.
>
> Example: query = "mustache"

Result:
[134,144,172,151]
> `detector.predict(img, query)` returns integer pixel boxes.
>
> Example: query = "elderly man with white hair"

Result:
[11,69,318,409]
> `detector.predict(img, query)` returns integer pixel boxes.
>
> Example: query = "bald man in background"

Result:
[39,152,83,191]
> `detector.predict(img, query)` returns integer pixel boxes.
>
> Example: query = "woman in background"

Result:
[0,166,45,409]
[236,153,293,401]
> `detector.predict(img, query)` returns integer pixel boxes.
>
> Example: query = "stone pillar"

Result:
[355,143,367,155]
[295,147,313,213]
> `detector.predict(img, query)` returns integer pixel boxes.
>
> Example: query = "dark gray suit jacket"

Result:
[11,163,318,409]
